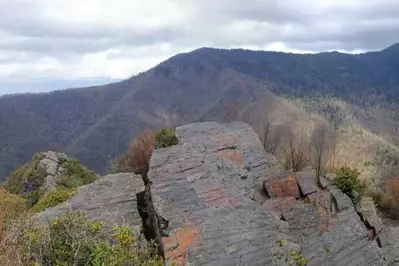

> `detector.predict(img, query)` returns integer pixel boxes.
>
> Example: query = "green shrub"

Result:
[332,166,363,199]
[1,211,164,266]
[3,154,96,208]
[155,128,178,149]
[377,179,399,220]
[3,153,47,206]
[32,188,77,212]
[57,159,97,188]
[290,250,307,266]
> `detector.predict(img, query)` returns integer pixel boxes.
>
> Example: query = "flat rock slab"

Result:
[296,170,318,196]
[263,171,299,199]
[263,197,297,219]
[330,187,354,212]
[379,227,399,264]
[307,190,331,210]
[356,197,384,234]
[282,202,320,236]
[301,206,385,266]
[150,122,293,265]
[319,176,331,189]
[151,122,396,265]
[34,173,145,232]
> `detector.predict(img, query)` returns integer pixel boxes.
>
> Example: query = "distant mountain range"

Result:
[1,43,399,182]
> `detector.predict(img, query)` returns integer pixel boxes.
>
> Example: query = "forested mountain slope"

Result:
[1,44,398,181]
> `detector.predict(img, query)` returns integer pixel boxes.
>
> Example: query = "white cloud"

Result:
[0,0,398,92]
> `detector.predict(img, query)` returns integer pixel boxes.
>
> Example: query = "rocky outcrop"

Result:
[39,151,68,192]
[150,122,292,265]
[35,173,144,233]
[34,122,399,265]
[149,122,398,265]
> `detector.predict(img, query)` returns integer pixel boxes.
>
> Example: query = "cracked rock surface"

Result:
[35,122,399,265]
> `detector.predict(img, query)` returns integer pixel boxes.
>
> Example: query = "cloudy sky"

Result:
[0,0,398,95]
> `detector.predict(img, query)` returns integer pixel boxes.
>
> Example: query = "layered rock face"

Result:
[35,173,144,233]
[149,122,398,265]
[39,151,69,192]
[36,122,399,265]
[150,122,293,265]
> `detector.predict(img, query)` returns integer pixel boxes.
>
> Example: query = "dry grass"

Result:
[283,134,310,172]
[0,215,32,266]
[115,153,135,173]
[378,178,399,219]
[0,189,27,240]
[130,129,156,176]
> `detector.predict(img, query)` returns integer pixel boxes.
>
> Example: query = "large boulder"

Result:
[34,173,144,232]
[150,122,397,265]
[150,122,292,265]
[26,122,399,265]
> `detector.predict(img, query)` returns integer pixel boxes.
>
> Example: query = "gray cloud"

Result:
[0,0,398,93]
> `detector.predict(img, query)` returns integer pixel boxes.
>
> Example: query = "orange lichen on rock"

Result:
[269,174,299,198]
[217,149,244,168]
[204,187,239,207]
[164,226,201,265]
[216,133,239,150]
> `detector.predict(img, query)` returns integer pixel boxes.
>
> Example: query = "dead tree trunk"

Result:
[137,172,165,259]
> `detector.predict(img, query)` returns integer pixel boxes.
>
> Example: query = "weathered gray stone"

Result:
[356,197,384,234]
[35,173,144,232]
[320,176,331,189]
[39,152,63,192]
[379,227,399,264]
[307,190,331,210]
[264,197,297,219]
[330,186,354,211]
[249,184,268,203]
[42,175,56,192]
[44,151,60,163]
[150,122,397,265]
[263,171,300,199]
[150,122,292,265]
[39,158,58,176]
[282,202,320,235]
[34,122,398,266]
[300,204,386,266]
[296,170,318,196]
[58,166,65,174]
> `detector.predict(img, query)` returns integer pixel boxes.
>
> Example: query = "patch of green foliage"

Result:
[8,211,164,265]
[323,243,332,254]
[2,152,47,206]
[32,188,77,212]
[279,239,287,247]
[332,166,363,199]
[3,153,97,209]
[56,158,97,188]
[155,128,178,149]
[290,250,307,266]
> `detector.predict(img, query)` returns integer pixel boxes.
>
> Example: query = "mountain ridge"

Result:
[1,43,399,182]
